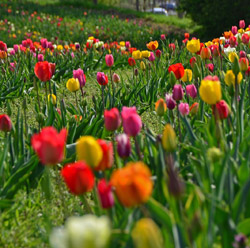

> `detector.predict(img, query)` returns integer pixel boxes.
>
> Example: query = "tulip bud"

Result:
[207,147,222,163]
[231,26,238,35]
[97,72,108,86]
[239,20,245,29]
[0,114,12,132]
[212,100,230,120]
[190,57,197,68]
[104,108,121,131]
[128,57,136,67]
[185,33,190,39]
[181,69,192,82]
[160,34,166,40]
[240,50,246,58]
[205,63,214,72]
[178,102,189,116]
[112,73,120,83]
[155,49,161,58]
[186,84,197,98]
[242,33,249,45]
[162,124,177,152]
[38,54,44,62]
[233,57,240,76]
[189,102,199,115]
[173,84,184,101]
[169,43,175,51]
[155,98,167,116]
[140,61,146,71]
[200,47,211,60]
[132,218,164,248]
[73,68,86,88]
[229,36,237,47]
[66,78,80,92]
[116,133,131,158]
[169,71,177,86]
[165,94,176,110]
[134,68,139,76]
[239,57,249,71]
[105,54,114,67]
[48,94,57,105]
[148,52,155,62]
[98,179,114,209]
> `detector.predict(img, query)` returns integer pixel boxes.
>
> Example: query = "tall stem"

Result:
[102,85,105,112]
[45,82,48,106]
[134,136,142,160]
[177,103,182,141]
[110,68,115,107]
[74,91,78,107]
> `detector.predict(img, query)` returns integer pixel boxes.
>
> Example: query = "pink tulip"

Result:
[206,63,214,72]
[161,34,166,40]
[231,26,238,35]
[186,84,197,99]
[116,133,131,158]
[13,44,19,53]
[121,106,142,137]
[149,52,155,62]
[104,108,121,131]
[105,54,114,67]
[98,179,114,209]
[40,38,48,49]
[240,51,247,58]
[178,103,189,116]
[112,73,120,83]
[38,54,44,62]
[173,84,184,101]
[125,41,131,49]
[165,94,176,110]
[239,20,245,29]
[73,68,86,87]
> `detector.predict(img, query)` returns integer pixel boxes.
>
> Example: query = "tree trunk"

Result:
[136,0,139,11]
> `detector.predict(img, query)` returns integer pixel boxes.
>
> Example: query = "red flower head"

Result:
[0,41,7,51]
[34,61,52,82]
[61,161,94,195]
[98,179,114,209]
[104,108,121,131]
[97,72,108,85]
[31,127,67,165]
[0,114,12,132]
[212,100,230,120]
[168,63,185,80]
[128,57,136,67]
[95,139,114,171]
[184,33,190,39]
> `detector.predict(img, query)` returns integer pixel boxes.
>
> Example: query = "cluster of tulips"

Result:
[3,17,250,248]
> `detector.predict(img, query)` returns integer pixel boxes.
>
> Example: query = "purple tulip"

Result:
[173,84,184,101]
[165,94,176,110]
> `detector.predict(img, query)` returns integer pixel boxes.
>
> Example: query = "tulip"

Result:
[168,63,185,80]
[132,218,163,248]
[231,26,238,35]
[50,63,56,75]
[105,54,114,67]
[128,57,136,66]
[205,63,214,72]
[38,54,44,62]
[178,103,189,116]
[190,56,197,68]
[199,76,221,105]
[224,70,243,86]
[190,102,199,115]
[239,20,245,29]
[173,84,184,101]
[97,72,108,86]
[181,69,192,82]
[112,73,120,83]
[155,49,161,58]
[148,52,155,62]
[140,61,146,71]
[98,179,114,209]
[239,50,246,58]
[73,69,86,88]
[110,161,153,207]
[246,66,250,77]
[34,61,52,82]
[13,44,19,53]
[104,108,121,131]
[169,43,176,51]
[242,33,249,45]
[132,50,142,60]
[61,161,95,195]
[212,100,230,120]
[9,62,16,72]
[75,43,80,50]
[211,45,219,57]
[162,124,177,152]
[116,133,131,158]
[141,50,150,58]
[160,34,166,40]
[165,94,176,110]
[186,84,197,98]
[155,98,167,116]
[0,41,7,51]
[229,36,237,47]
[95,139,113,171]
[66,78,80,92]
[0,114,12,132]
[50,215,111,248]
[186,39,200,53]
[200,47,211,60]
[125,41,131,49]
[48,94,56,105]
[185,33,190,39]
[40,38,48,49]
[239,58,249,71]
[121,106,142,137]
[76,136,103,168]
[146,41,158,50]
[31,127,67,165]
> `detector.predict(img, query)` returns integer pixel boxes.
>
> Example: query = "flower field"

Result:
[1,1,250,248]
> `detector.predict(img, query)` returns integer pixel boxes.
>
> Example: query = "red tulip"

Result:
[239,20,245,29]
[190,57,197,68]
[104,108,121,131]
[242,34,249,45]
[200,47,211,60]
[98,179,114,209]
[97,72,108,86]
[61,161,94,195]
[0,114,12,132]
[128,57,136,67]
[155,49,162,58]
[184,33,190,39]
[0,41,7,51]
[212,100,230,120]
[95,139,114,171]
[50,63,56,76]
[31,127,67,165]
[169,43,176,51]
[105,54,114,67]
[34,61,52,82]
[168,63,184,80]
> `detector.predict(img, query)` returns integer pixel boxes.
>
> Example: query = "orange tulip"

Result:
[110,161,153,207]
[146,41,158,51]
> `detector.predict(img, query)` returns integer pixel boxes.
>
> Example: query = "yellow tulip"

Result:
[199,76,221,105]
[132,218,164,248]
[66,78,80,92]
[186,39,200,53]
[141,50,150,58]
[48,94,56,105]
[132,50,142,60]
[76,136,103,168]
[181,69,193,82]
[140,61,146,71]
[228,52,238,63]
[120,41,125,47]
[224,70,243,86]
[162,124,177,152]
[57,45,63,51]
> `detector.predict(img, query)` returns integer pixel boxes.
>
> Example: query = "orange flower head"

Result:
[224,31,233,39]
[110,161,153,207]
[146,41,158,51]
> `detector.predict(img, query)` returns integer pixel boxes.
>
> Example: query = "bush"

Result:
[179,0,250,39]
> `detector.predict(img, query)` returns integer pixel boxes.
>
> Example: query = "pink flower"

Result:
[112,73,120,83]
[231,26,238,35]
[13,45,19,53]
[38,54,44,62]
[125,41,131,49]
[156,49,161,58]
[97,72,108,85]
[173,84,184,101]
[161,34,166,40]
[240,51,247,58]
[40,38,48,49]
[205,63,214,72]
[121,106,142,137]
[105,54,114,67]
[165,94,176,110]
[242,34,249,45]
[0,114,12,132]
[178,103,189,116]
[104,108,121,131]
[9,62,16,72]
[98,179,114,209]
[239,20,245,29]
[186,84,197,98]
[71,52,75,58]
[116,133,131,158]
[73,68,86,87]
[149,52,155,62]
